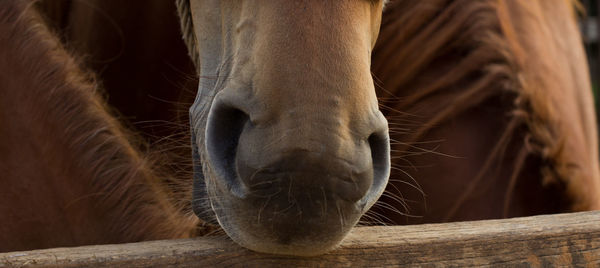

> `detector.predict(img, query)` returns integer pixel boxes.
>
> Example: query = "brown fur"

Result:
[35,0,199,215]
[0,0,198,252]
[368,0,600,224]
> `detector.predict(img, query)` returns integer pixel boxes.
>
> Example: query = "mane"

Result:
[372,0,595,219]
[0,0,199,245]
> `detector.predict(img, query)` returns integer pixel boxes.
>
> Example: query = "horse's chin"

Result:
[206,176,365,256]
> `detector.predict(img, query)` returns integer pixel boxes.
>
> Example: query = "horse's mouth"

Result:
[205,164,369,256]
[197,141,389,256]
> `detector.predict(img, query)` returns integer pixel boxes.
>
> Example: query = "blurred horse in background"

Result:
[36,0,199,213]
[0,0,199,252]
[368,0,600,224]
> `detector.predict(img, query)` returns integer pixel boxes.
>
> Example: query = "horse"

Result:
[176,0,600,256]
[178,0,392,256]
[0,0,199,252]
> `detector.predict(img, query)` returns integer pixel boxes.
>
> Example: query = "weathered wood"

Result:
[1,211,599,267]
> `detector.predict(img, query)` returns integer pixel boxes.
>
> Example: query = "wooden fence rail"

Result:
[1,211,599,267]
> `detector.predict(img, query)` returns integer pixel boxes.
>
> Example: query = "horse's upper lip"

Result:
[233,150,373,202]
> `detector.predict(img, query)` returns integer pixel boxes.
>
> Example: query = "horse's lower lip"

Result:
[203,155,368,255]
[208,181,362,256]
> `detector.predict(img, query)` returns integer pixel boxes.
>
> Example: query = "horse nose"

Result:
[202,88,390,255]
[204,89,391,207]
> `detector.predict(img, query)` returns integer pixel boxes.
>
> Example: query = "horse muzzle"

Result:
[197,89,390,256]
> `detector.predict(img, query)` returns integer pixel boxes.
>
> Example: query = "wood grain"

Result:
[1,211,599,267]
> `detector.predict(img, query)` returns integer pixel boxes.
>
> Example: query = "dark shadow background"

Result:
[582,0,600,126]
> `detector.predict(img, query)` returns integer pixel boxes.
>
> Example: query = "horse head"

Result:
[184,0,390,256]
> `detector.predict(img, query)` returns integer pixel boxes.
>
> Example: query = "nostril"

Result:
[205,99,249,197]
[364,130,391,207]
[369,131,390,178]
